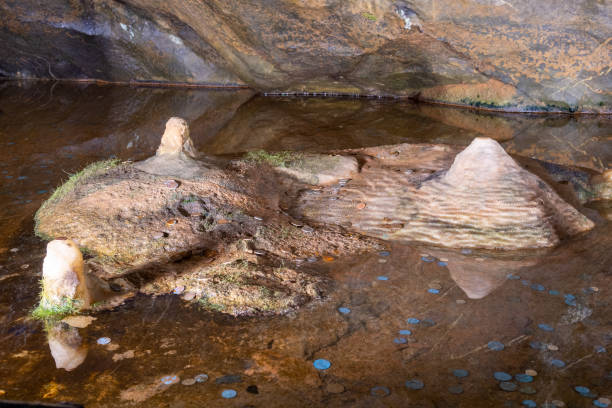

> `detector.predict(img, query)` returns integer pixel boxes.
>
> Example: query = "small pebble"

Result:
[163,180,179,189]
[551,400,565,407]
[253,216,263,221]
[453,369,469,378]
[356,202,366,209]
[152,232,165,240]
[525,369,538,377]
[290,221,303,227]
[439,257,449,262]
[181,378,196,386]
[456,299,466,304]
[494,372,513,381]
[338,307,351,315]
[589,286,600,293]
[448,385,463,395]
[166,219,178,227]
[326,383,344,394]
[182,291,196,301]
[377,276,389,281]
[595,345,606,353]
[322,256,335,262]
[97,337,111,345]
[9,248,19,253]
[221,389,237,399]
[522,400,537,407]
[547,344,559,351]
[253,249,266,256]
[313,359,331,370]
[194,374,209,383]
[488,341,505,351]
[405,379,424,390]
[538,323,554,332]
[500,382,518,392]
[20,264,29,270]
[370,386,390,397]
[378,259,387,263]
[302,225,314,233]
[406,318,420,324]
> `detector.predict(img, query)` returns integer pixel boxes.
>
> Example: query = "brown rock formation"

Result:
[1,0,609,112]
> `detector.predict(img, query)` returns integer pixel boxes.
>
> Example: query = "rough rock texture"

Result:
[1,0,610,112]
[294,138,595,249]
[34,123,382,315]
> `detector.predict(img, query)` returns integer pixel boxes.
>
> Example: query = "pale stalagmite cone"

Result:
[156,117,198,157]
[41,239,91,310]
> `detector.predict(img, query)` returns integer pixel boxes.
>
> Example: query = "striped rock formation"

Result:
[293,138,594,250]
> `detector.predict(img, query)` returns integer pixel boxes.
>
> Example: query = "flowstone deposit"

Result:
[35,119,596,314]
[294,138,594,250]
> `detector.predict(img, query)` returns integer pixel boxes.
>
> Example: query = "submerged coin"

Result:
[399,330,412,336]
[500,382,518,392]
[377,276,389,281]
[394,337,407,344]
[406,318,420,324]
[338,307,351,315]
[515,374,533,383]
[488,341,505,351]
[370,386,390,397]
[194,374,208,383]
[405,379,424,390]
[494,372,512,381]
[313,359,331,370]
[453,369,469,378]
[538,323,554,332]
[221,389,237,399]
[522,400,537,407]
[448,385,463,395]
[97,337,111,345]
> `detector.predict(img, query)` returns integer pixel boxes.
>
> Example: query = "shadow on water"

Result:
[0,81,610,407]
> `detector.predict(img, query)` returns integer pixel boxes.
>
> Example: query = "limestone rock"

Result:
[41,239,91,310]
[294,138,594,250]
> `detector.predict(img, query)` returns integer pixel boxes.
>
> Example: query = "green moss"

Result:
[244,150,302,168]
[198,297,225,311]
[34,159,121,239]
[459,98,510,109]
[362,12,377,21]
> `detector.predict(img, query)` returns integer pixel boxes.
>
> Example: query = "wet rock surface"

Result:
[1,1,610,112]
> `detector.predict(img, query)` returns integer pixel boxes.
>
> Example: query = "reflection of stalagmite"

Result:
[295,138,594,249]
[47,322,88,371]
[429,249,538,299]
[41,239,90,310]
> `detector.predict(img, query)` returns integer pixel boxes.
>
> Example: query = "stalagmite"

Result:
[40,238,90,311]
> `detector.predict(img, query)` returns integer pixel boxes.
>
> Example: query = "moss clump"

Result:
[34,159,121,239]
[244,150,302,168]
[197,297,225,312]
[362,12,377,21]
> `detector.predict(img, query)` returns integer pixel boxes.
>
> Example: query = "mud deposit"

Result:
[0,82,610,407]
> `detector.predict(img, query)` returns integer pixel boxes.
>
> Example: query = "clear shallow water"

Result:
[0,81,611,407]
